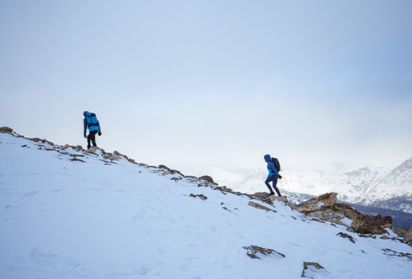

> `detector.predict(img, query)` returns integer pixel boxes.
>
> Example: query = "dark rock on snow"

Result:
[243,245,285,259]
[301,262,325,278]
[189,194,208,201]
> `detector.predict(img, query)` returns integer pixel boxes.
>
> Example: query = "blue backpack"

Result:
[85,112,100,132]
[271,157,281,172]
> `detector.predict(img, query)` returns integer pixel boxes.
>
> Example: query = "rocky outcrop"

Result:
[296,192,393,235]
[243,245,285,259]
[405,226,412,244]
[159,165,184,176]
[199,175,215,184]
[0,127,13,133]
[30,137,55,145]
[249,192,288,205]
[103,152,121,161]
[296,193,337,213]
[270,195,288,203]
[349,215,393,235]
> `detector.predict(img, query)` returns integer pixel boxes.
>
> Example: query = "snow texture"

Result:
[0,133,411,278]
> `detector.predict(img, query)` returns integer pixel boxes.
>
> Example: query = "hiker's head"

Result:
[264,154,271,162]
[83,111,90,117]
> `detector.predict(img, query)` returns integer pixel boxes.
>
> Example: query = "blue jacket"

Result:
[267,160,279,177]
[264,154,279,178]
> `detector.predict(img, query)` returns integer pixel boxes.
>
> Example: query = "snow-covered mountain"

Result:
[1,129,412,279]
[207,160,412,213]
[362,157,412,211]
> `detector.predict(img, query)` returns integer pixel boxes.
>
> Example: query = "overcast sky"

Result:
[1,0,411,174]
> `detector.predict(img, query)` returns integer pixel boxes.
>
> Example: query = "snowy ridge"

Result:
[208,161,412,213]
[0,130,411,279]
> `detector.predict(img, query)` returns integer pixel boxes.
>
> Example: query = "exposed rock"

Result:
[243,245,285,259]
[113,150,122,157]
[31,138,54,145]
[0,127,13,133]
[350,215,392,235]
[296,193,337,213]
[61,144,71,150]
[248,201,276,213]
[307,209,347,226]
[87,147,98,153]
[337,232,356,243]
[405,226,412,244]
[382,248,412,260]
[158,165,184,176]
[189,194,207,201]
[103,152,121,161]
[270,195,288,204]
[214,186,235,194]
[199,175,215,184]
[332,203,363,221]
[295,193,393,235]
[249,192,273,204]
[70,158,85,163]
[74,145,84,151]
[301,262,325,278]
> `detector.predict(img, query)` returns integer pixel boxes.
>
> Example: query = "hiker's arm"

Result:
[83,118,87,138]
[98,122,102,135]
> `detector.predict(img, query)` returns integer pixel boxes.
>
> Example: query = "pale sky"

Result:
[1,0,411,174]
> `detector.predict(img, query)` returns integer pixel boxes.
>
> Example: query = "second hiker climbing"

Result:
[264,154,282,196]
[83,111,102,149]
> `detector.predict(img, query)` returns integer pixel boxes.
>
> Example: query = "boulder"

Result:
[350,215,392,235]
[87,147,98,153]
[199,175,215,184]
[103,152,121,161]
[403,226,412,243]
[249,192,273,204]
[0,127,13,133]
[296,193,337,213]
[158,165,184,176]
[113,150,122,157]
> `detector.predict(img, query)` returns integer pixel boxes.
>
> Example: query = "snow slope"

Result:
[0,131,411,279]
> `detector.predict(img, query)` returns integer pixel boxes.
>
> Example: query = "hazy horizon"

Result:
[1,0,411,175]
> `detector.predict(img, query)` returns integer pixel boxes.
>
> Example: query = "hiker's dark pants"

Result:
[87,131,98,148]
[265,174,281,196]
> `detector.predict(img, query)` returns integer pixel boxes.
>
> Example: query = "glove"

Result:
[278,175,282,179]
[98,131,102,136]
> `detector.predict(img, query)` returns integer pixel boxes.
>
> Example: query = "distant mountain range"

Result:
[207,157,412,214]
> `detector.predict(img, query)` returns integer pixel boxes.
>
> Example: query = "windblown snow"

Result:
[0,131,411,279]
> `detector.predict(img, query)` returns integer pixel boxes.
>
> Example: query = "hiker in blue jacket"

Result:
[264,154,282,196]
[83,111,102,149]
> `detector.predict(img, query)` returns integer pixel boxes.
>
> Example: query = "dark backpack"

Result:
[271,157,281,172]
